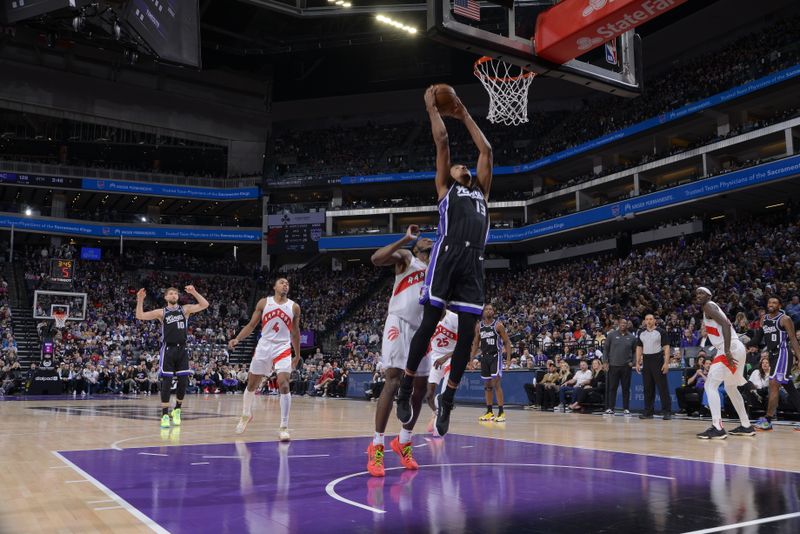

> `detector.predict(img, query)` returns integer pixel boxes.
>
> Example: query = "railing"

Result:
[0,159,260,189]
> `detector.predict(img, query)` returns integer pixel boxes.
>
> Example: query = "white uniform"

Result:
[250,296,296,376]
[382,256,430,374]
[427,311,459,386]
[704,302,747,387]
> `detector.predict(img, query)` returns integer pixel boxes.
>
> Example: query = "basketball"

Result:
[433,83,459,115]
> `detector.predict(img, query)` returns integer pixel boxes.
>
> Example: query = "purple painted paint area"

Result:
[60,434,800,534]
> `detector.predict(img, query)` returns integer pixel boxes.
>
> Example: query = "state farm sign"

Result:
[535,0,687,64]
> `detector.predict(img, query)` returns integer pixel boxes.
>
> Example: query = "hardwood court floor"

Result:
[2,394,799,533]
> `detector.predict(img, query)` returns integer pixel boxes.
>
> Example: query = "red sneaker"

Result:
[390,436,419,470]
[366,442,385,477]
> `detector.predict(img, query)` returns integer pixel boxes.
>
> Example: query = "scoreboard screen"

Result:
[266,212,325,254]
[50,259,75,284]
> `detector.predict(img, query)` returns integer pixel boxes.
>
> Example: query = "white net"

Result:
[53,311,67,329]
[474,56,535,126]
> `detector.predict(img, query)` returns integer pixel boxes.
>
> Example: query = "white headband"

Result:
[697,286,712,297]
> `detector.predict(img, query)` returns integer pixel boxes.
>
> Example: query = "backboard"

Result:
[428,0,646,97]
[33,290,88,322]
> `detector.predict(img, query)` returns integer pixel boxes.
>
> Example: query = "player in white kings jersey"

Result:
[425,310,459,434]
[229,278,301,441]
[695,287,755,439]
[367,224,434,478]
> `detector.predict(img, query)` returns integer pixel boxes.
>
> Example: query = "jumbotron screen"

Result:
[123,0,200,67]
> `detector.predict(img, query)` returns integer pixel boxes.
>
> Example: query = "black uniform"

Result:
[751,311,793,384]
[420,183,489,315]
[479,320,503,380]
[636,327,672,416]
[160,306,190,377]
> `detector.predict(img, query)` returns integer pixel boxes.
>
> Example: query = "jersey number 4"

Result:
[272,322,281,333]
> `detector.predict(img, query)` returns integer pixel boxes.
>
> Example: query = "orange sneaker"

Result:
[390,436,419,470]
[367,443,385,477]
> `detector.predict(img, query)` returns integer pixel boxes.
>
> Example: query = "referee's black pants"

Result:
[642,354,671,415]
[605,365,632,410]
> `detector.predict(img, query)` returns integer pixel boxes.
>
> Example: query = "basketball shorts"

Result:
[250,340,293,376]
[708,342,747,387]
[480,352,502,380]
[382,314,430,375]
[159,344,191,377]
[427,354,452,386]
[420,240,485,315]
[768,347,794,384]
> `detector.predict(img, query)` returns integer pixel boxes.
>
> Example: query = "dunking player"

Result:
[229,278,301,442]
[749,296,800,431]
[424,310,459,433]
[366,225,433,477]
[396,86,493,437]
[136,285,209,428]
[472,304,512,422]
[694,287,756,439]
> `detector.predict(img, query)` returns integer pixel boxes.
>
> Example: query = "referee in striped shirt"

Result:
[635,314,673,420]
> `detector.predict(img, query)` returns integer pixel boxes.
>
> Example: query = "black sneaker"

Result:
[697,426,727,440]
[435,394,454,437]
[639,413,654,420]
[662,413,673,421]
[396,389,413,425]
[728,425,756,436]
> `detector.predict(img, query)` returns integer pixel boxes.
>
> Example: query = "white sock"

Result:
[373,432,384,446]
[725,384,750,428]
[280,393,291,428]
[399,428,413,444]
[705,379,723,430]
[242,388,255,417]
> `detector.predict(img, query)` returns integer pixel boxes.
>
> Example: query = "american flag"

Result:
[454,0,480,21]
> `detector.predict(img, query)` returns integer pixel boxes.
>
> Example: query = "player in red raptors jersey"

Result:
[229,278,301,442]
[425,310,458,434]
[367,225,434,477]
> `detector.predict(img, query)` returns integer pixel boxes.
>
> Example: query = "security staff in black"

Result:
[136,285,209,429]
[397,86,494,437]
[635,314,673,420]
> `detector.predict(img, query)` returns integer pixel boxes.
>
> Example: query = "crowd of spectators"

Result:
[332,207,800,380]
[269,16,799,184]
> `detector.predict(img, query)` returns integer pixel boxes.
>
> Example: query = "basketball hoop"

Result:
[473,56,535,126]
[53,310,67,329]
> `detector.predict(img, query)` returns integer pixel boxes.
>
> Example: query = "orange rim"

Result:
[473,56,536,82]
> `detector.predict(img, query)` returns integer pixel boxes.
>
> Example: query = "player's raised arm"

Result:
[370,224,419,272]
[182,285,209,316]
[229,298,267,349]
[425,87,452,201]
[291,303,302,369]
[135,289,164,321]
[453,98,493,199]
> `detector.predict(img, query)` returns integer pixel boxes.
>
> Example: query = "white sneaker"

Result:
[235,414,253,434]
[604,409,614,415]
[278,427,291,442]
[624,410,631,416]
